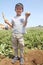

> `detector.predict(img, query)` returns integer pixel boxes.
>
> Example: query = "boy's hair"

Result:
[15,3,24,11]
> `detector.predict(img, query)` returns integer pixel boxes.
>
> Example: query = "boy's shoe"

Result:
[11,56,18,64]
[20,57,24,65]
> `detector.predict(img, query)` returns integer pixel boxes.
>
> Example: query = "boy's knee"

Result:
[19,38,24,48]
[19,42,24,49]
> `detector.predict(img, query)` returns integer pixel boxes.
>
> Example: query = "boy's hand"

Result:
[25,12,31,19]
[3,18,9,24]
[2,12,12,27]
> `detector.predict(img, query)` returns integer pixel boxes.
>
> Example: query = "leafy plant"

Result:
[0,27,43,57]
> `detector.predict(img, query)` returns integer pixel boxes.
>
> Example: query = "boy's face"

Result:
[15,6,23,16]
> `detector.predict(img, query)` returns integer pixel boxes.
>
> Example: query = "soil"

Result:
[0,49,43,65]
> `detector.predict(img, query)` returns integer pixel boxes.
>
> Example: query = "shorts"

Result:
[12,33,24,49]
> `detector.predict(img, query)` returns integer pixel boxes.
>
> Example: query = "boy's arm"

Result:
[2,12,12,28]
[23,12,31,27]
[4,19,12,28]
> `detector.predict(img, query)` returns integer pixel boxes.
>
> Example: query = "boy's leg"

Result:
[11,34,18,63]
[12,35,18,57]
[18,36,24,65]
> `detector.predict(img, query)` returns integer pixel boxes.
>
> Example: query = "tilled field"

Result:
[0,50,43,65]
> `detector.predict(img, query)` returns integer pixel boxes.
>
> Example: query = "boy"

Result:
[3,3,31,65]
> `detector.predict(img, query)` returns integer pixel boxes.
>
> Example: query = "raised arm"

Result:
[2,12,12,28]
[23,12,31,27]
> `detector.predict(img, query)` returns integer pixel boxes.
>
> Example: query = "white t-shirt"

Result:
[11,15,26,34]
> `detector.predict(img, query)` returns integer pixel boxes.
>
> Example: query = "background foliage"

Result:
[0,27,43,57]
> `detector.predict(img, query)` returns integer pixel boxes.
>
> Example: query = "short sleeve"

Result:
[20,16,25,23]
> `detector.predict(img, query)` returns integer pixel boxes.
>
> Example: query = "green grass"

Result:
[0,27,43,57]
